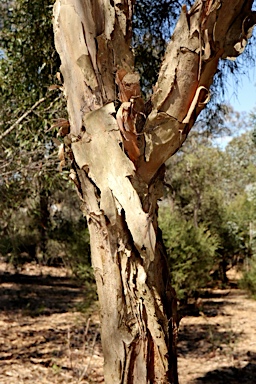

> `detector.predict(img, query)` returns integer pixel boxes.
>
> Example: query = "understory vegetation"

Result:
[159,130,256,300]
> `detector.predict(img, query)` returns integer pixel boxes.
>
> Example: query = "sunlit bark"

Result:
[53,1,255,382]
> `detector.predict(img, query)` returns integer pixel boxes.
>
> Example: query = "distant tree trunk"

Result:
[38,184,50,263]
[53,1,255,382]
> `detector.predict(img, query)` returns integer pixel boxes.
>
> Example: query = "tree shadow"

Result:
[0,321,101,369]
[178,323,241,357]
[0,327,67,366]
[192,362,256,384]
[0,265,101,380]
[179,301,231,318]
[0,269,96,317]
[178,289,244,358]
[180,291,234,318]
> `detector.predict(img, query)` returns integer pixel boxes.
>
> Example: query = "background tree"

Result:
[159,207,219,302]
[0,0,59,258]
[0,0,92,269]
[161,127,256,296]
[52,0,256,383]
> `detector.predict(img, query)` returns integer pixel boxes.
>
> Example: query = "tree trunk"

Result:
[75,165,178,383]
[52,0,255,382]
[38,182,50,263]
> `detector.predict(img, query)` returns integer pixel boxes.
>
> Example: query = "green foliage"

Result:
[159,208,219,301]
[164,129,256,289]
[0,0,67,182]
[0,0,71,271]
[0,0,59,97]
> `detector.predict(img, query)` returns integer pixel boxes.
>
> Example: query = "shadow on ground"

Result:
[180,289,234,318]
[191,362,256,384]
[0,270,96,316]
[178,322,241,357]
[0,321,101,369]
[0,264,102,383]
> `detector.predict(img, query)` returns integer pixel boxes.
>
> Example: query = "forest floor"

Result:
[0,261,256,384]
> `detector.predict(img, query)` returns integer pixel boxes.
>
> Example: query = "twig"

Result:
[82,317,91,356]
[77,327,99,383]
[67,325,73,369]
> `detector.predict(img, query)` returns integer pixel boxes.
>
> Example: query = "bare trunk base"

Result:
[77,167,178,384]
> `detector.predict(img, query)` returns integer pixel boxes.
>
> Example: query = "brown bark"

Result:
[52,1,256,382]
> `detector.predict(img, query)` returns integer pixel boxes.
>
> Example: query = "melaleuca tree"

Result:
[52,0,256,382]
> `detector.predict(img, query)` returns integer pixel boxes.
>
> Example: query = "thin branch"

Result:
[0,95,55,141]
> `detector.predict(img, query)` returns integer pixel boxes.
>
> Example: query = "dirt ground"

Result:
[0,261,256,384]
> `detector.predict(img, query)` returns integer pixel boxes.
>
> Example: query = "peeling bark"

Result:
[138,0,256,183]
[53,1,255,383]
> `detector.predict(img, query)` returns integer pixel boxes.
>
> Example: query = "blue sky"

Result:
[225,67,256,114]
[213,35,256,148]
[213,72,256,148]
[224,13,256,115]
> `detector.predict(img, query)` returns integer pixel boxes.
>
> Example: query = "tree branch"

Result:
[137,0,256,184]
[0,95,50,141]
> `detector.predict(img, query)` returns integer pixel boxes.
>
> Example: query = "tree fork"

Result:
[53,0,256,382]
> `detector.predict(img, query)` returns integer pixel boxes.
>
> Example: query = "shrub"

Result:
[159,208,219,301]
